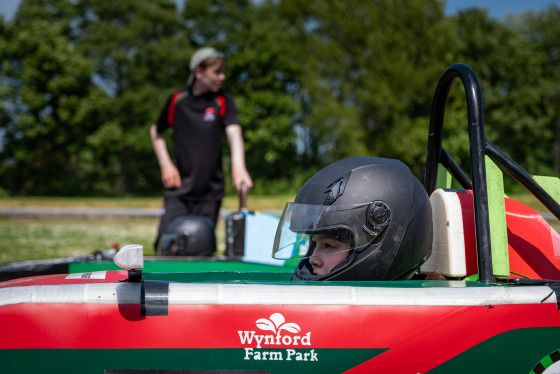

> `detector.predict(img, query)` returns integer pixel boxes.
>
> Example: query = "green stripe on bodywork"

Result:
[69,260,297,274]
[0,348,386,374]
[436,164,452,189]
[144,271,294,283]
[428,327,560,374]
[485,156,510,277]
[533,176,560,204]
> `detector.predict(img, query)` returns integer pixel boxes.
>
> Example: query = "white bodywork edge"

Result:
[0,282,555,307]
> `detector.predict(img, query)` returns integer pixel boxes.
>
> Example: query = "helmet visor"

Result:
[272,202,374,260]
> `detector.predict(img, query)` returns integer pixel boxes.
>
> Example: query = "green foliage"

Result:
[512,6,560,176]
[1,1,560,196]
[442,6,560,189]
[0,15,107,194]
[277,0,453,178]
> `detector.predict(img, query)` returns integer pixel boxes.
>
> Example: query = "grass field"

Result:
[0,192,558,263]
[0,194,295,263]
[0,194,295,210]
[0,217,159,262]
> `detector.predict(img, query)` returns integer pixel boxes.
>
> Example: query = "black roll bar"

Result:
[425,63,560,284]
[424,63,493,283]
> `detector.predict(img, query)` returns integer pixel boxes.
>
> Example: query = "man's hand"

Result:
[150,124,181,189]
[232,169,253,193]
[161,163,182,189]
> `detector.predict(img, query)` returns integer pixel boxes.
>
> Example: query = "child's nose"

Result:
[309,256,322,267]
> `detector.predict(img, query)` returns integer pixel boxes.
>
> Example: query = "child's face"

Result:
[308,234,350,275]
[195,61,226,93]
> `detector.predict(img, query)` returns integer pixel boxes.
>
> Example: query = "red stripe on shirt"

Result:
[167,91,186,127]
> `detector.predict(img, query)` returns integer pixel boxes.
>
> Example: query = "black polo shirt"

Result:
[156,89,239,199]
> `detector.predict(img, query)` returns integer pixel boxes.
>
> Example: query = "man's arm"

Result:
[225,124,253,192]
[150,124,182,189]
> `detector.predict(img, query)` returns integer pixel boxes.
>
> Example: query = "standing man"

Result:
[150,47,253,251]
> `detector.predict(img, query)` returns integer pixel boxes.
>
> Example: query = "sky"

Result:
[445,0,560,18]
[1,0,560,21]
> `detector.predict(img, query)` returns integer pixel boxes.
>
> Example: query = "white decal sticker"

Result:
[65,271,107,280]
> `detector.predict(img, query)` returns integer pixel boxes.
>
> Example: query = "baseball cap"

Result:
[187,47,225,87]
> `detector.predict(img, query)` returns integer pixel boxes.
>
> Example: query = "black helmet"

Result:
[158,215,216,256]
[272,157,432,281]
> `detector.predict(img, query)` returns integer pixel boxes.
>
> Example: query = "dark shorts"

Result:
[154,195,222,250]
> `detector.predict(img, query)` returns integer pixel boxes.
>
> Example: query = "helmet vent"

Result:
[322,172,350,205]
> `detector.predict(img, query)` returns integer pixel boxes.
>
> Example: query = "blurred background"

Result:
[1,0,560,261]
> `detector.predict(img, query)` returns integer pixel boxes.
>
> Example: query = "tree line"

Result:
[1,0,559,196]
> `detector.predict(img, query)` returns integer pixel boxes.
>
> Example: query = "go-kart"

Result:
[2,63,560,374]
